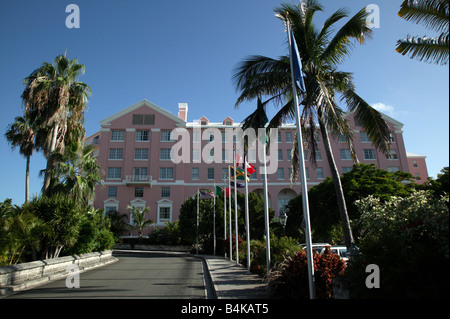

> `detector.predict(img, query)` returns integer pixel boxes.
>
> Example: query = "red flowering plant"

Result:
[266,247,346,299]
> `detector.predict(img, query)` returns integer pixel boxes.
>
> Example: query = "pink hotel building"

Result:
[85,99,428,228]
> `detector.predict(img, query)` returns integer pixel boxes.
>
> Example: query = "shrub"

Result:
[65,208,116,255]
[248,235,301,277]
[346,190,449,298]
[21,194,83,259]
[267,247,346,299]
[96,228,115,251]
[224,235,244,259]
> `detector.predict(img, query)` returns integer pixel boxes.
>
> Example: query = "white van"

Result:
[320,245,348,262]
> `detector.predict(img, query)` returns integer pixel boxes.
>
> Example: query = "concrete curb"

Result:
[0,250,118,297]
[200,255,268,299]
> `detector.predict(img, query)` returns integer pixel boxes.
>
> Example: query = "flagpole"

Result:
[287,17,316,299]
[196,188,199,255]
[213,182,216,256]
[261,139,271,276]
[244,153,251,273]
[223,181,227,258]
[233,145,239,265]
[228,165,233,261]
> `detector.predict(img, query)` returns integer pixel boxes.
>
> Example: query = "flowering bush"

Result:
[266,247,346,299]
[346,190,449,298]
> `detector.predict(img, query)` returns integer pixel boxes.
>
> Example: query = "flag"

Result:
[230,181,244,188]
[242,153,256,175]
[199,189,214,199]
[236,153,243,167]
[245,162,256,175]
[230,166,249,181]
[289,28,306,93]
[216,186,230,197]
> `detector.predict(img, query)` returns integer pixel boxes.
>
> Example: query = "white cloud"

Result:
[371,102,395,117]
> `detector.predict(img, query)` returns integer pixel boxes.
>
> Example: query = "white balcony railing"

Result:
[125,175,152,185]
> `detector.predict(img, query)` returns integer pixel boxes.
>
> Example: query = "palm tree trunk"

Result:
[25,154,30,203]
[43,124,59,194]
[317,113,354,249]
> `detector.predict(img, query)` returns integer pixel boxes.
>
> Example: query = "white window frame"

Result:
[108,148,123,160]
[161,130,173,142]
[161,186,170,198]
[108,186,117,197]
[285,131,293,143]
[278,149,283,161]
[277,168,284,180]
[192,149,200,163]
[107,167,122,180]
[340,149,352,160]
[136,130,150,142]
[160,148,173,161]
[159,167,174,180]
[316,167,324,179]
[386,149,398,160]
[157,199,173,224]
[363,149,376,160]
[192,167,200,180]
[360,132,370,143]
[207,167,215,180]
[110,130,124,141]
[134,148,149,160]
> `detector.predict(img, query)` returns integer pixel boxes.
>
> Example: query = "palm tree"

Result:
[47,141,102,208]
[21,54,91,194]
[396,0,449,65]
[5,112,38,203]
[127,205,153,243]
[233,1,391,249]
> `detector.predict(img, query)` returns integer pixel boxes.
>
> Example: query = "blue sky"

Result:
[1,0,448,206]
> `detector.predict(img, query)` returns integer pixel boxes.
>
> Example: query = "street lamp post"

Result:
[279,211,288,237]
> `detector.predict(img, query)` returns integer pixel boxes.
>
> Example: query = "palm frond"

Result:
[321,7,373,66]
[396,34,449,64]
[232,55,291,107]
[398,0,449,34]
[241,98,269,132]
[341,90,391,155]
[317,8,349,44]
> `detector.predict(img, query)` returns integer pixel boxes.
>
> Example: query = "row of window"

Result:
[108,147,400,162]
[108,163,404,183]
[109,148,173,161]
[110,130,172,142]
[110,127,396,145]
[108,186,171,198]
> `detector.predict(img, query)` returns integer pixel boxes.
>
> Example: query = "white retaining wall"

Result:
[0,250,117,296]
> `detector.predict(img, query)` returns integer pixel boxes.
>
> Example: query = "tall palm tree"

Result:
[396,0,449,65]
[233,1,391,249]
[5,112,38,203]
[21,54,91,194]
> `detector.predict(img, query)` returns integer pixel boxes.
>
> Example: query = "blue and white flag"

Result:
[230,181,245,188]
[289,28,306,93]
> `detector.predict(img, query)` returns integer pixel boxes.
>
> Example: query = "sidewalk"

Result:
[202,255,267,299]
